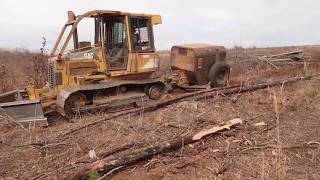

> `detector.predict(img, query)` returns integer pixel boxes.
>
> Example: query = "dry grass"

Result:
[0,45,320,179]
[0,48,48,93]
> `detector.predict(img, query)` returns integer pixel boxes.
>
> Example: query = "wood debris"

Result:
[258,50,305,68]
[67,118,243,179]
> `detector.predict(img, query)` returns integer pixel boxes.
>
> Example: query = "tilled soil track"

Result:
[1,46,320,179]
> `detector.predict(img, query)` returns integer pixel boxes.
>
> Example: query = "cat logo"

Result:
[84,52,94,59]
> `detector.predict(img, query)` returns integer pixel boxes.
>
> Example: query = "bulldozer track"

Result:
[59,74,319,138]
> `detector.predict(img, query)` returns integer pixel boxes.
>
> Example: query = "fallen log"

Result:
[269,50,304,59]
[67,118,243,179]
[241,141,320,153]
[191,75,316,102]
[259,56,280,69]
[60,74,319,138]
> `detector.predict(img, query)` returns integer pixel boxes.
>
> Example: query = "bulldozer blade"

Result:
[0,90,25,103]
[0,100,48,127]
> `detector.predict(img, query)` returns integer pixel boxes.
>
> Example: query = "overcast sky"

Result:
[0,0,319,51]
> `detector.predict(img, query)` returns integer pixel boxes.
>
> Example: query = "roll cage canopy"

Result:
[51,10,162,57]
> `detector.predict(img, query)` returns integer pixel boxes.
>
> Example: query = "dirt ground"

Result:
[1,46,320,179]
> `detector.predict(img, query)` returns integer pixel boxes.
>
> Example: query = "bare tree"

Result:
[0,64,6,92]
[26,37,48,88]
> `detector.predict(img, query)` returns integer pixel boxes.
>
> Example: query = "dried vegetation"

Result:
[0,39,48,93]
[0,45,320,179]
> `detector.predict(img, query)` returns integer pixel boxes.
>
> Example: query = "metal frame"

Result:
[50,10,161,57]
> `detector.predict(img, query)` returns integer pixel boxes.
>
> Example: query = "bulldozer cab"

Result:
[101,15,155,70]
[50,10,161,81]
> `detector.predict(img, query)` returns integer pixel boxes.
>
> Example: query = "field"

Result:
[0,46,320,179]
[0,49,47,93]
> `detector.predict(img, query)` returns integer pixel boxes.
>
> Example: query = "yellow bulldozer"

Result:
[0,10,230,126]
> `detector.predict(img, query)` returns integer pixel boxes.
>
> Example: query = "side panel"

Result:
[136,53,160,72]
[171,47,195,71]
[69,62,97,76]
[52,47,106,90]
